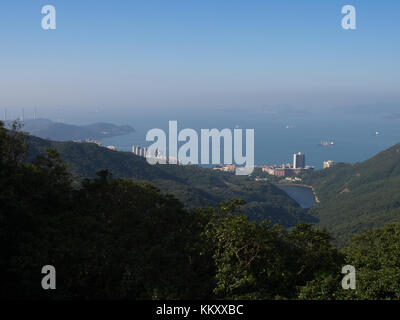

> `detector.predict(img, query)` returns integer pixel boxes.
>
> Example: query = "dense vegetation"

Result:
[2,122,400,300]
[26,134,313,228]
[303,143,400,247]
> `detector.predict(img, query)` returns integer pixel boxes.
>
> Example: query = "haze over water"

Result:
[92,104,400,169]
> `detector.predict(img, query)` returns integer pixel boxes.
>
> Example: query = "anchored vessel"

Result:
[319,140,335,147]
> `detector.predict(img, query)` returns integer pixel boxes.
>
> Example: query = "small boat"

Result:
[319,140,335,147]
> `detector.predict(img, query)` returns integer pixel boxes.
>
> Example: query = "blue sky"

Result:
[0,0,399,115]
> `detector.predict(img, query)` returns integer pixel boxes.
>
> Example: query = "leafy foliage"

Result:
[26,134,313,228]
[299,222,400,300]
[2,122,400,300]
[303,142,400,247]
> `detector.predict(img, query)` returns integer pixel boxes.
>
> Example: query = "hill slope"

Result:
[303,142,400,246]
[26,135,315,227]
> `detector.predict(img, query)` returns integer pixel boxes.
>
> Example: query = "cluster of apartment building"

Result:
[262,152,314,177]
[323,160,334,169]
[132,145,149,157]
[132,145,180,164]
[212,164,236,173]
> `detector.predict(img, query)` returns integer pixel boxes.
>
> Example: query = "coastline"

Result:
[276,183,320,206]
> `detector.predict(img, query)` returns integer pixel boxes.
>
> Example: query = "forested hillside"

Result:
[24,125,400,247]
[303,142,400,247]
[26,134,313,227]
[3,122,400,300]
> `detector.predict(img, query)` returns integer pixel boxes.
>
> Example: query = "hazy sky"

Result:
[1,0,399,116]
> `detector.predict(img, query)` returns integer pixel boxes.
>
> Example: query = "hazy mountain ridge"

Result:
[19,119,135,141]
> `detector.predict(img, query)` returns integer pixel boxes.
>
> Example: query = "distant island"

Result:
[14,119,135,142]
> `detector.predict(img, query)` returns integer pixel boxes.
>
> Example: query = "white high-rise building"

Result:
[132,146,151,158]
[293,152,305,169]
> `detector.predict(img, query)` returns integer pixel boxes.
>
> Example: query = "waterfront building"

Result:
[261,152,313,178]
[293,152,305,169]
[323,160,334,169]
[213,164,236,172]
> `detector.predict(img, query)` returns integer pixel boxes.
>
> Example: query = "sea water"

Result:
[98,107,400,169]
